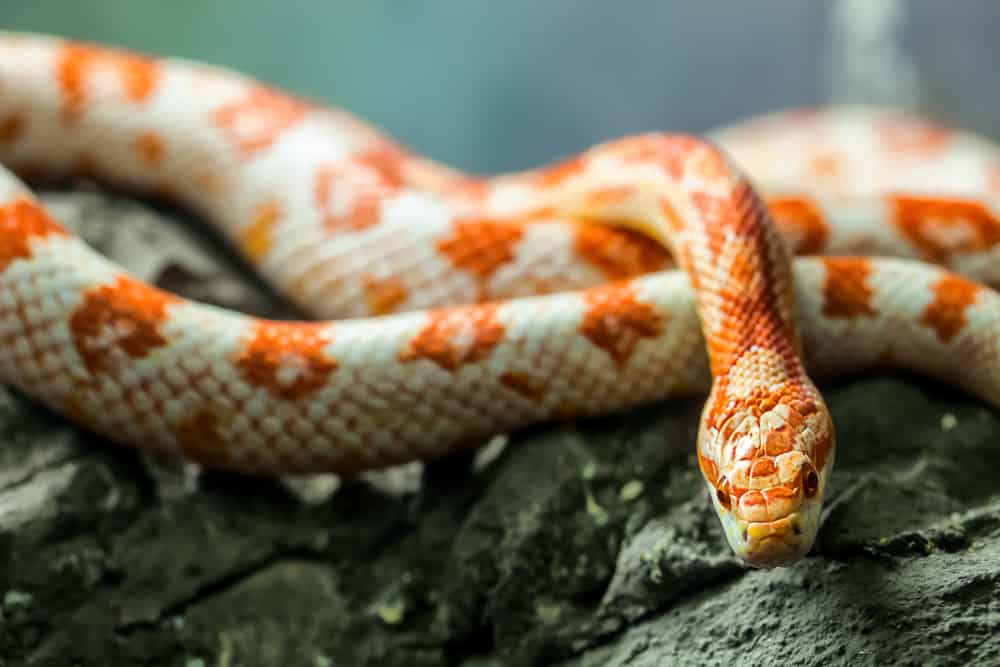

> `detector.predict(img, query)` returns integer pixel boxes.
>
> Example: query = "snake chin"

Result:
[710,481,825,569]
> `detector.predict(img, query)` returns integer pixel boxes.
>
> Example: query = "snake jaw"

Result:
[710,477,825,568]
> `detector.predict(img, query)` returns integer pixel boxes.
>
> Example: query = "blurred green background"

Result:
[1,1,997,172]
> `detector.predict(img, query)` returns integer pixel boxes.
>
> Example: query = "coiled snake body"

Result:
[3,34,1000,567]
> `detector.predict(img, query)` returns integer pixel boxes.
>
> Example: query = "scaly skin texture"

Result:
[2,34,1000,567]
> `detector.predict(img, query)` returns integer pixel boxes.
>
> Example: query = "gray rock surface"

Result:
[1,189,999,666]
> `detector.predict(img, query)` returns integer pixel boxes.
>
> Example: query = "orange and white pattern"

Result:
[2,34,1000,567]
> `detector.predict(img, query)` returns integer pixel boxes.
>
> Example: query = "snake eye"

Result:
[802,463,819,498]
[715,482,732,510]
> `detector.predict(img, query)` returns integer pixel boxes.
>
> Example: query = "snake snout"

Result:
[740,456,825,567]
[710,452,827,568]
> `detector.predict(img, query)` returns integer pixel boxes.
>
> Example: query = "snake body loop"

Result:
[2,34,1000,567]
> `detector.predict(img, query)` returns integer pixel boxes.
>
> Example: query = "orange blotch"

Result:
[612,134,702,179]
[689,146,732,183]
[727,250,756,290]
[821,257,877,319]
[437,218,525,281]
[689,192,725,238]
[880,116,951,157]
[353,140,409,187]
[241,200,282,261]
[0,198,68,272]
[689,182,770,269]
[537,154,588,186]
[234,321,337,400]
[580,283,665,367]
[133,131,165,166]
[399,304,505,371]
[212,86,307,156]
[362,274,409,315]
[0,113,25,144]
[314,162,391,233]
[573,224,669,281]
[69,276,178,374]
[55,42,159,119]
[766,196,830,255]
[312,142,408,233]
[442,176,490,205]
[920,273,981,343]
[500,371,546,400]
[892,195,1000,263]
[175,409,233,469]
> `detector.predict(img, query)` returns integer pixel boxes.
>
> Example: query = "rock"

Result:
[1,188,998,666]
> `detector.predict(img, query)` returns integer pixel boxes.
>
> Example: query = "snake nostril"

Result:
[802,463,819,498]
[792,521,802,536]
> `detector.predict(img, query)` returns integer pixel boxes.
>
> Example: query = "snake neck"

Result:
[508,133,804,380]
[508,132,830,567]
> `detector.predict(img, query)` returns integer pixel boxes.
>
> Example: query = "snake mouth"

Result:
[742,513,807,568]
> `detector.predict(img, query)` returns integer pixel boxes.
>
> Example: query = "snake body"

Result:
[3,34,1000,567]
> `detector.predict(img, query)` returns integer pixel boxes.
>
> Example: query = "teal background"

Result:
[1,1,997,172]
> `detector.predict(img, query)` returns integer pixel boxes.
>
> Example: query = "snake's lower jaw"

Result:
[740,513,816,568]
[715,495,824,568]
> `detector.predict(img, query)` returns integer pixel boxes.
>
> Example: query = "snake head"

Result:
[697,382,835,568]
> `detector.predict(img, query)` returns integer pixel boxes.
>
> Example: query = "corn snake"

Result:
[2,33,1000,568]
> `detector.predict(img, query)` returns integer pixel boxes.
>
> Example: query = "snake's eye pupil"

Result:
[802,465,819,498]
[716,486,731,510]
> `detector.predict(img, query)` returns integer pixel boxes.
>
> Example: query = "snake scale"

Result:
[3,33,1000,567]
